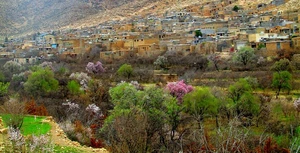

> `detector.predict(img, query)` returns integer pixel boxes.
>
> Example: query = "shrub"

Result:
[0,82,10,97]
[0,97,25,129]
[24,68,59,97]
[117,64,133,79]
[69,72,91,91]
[67,80,84,95]
[25,99,49,116]
[154,56,168,70]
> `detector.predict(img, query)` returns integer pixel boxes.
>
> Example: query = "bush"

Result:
[117,64,133,79]
[0,97,25,129]
[24,68,59,97]
[67,80,83,95]
[25,99,49,116]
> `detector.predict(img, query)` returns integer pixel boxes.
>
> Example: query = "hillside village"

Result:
[1,0,300,65]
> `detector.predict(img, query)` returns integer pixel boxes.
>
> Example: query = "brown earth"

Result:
[0,116,108,153]
[43,116,108,153]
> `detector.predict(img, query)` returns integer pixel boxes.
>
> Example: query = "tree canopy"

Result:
[195,30,202,37]
[233,5,239,12]
[271,58,293,72]
[233,46,255,66]
[24,68,59,97]
[183,87,218,128]
[272,71,292,98]
[117,64,133,79]
[228,78,259,118]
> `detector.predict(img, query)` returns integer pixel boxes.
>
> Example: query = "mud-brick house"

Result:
[265,40,292,56]
[112,40,126,50]
[0,52,14,58]
[98,26,114,34]
[100,50,136,61]
[266,26,292,34]
[200,21,228,31]
[124,37,160,50]
[292,37,300,50]
[193,41,217,55]
[137,43,166,57]
[57,38,86,54]
[281,10,299,22]
[167,44,192,55]
[22,41,35,50]
[259,15,272,23]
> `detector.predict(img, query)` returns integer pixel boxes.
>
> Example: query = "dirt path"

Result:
[0,117,7,151]
[43,117,108,153]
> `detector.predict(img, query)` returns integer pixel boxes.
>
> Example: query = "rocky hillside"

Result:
[0,0,148,36]
[0,0,299,37]
[0,0,96,35]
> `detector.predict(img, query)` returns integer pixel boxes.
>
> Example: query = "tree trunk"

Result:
[276,87,281,99]
[214,63,219,72]
[226,112,230,123]
[215,115,219,128]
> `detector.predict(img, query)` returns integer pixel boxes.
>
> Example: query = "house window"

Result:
[26,59,29,63]
[277,42,281,50]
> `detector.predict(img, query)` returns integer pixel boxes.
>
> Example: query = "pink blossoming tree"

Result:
[166,80,193,103]
[86,61,105,74]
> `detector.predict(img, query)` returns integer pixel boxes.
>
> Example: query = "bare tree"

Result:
[0,96,25,129]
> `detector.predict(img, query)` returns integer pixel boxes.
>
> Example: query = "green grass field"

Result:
[1,114,51,135]
[54,145,84,153]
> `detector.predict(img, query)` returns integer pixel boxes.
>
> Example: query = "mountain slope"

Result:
[0,0,299,37]
[0,0,143,36]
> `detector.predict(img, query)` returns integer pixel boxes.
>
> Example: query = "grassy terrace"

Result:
[1,114,51,135]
